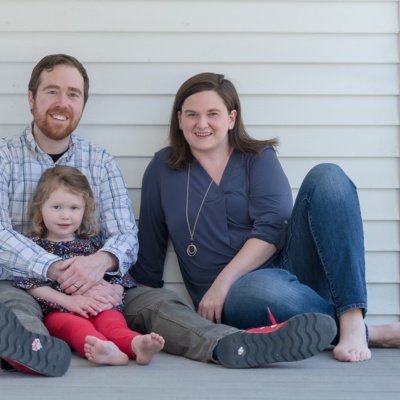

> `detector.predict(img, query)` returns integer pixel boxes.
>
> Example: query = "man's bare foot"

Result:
[84,336,129,366]
[333,309,371,362]
[131,332,165,365]
[368,322,400,348]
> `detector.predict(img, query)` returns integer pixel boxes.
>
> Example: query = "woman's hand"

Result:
[197,238,277,324]
[197,281,230,324]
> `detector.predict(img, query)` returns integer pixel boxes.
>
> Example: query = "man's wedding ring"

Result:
[73,283,80,289]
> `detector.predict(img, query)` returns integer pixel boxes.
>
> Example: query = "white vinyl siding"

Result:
[0,0,398,324]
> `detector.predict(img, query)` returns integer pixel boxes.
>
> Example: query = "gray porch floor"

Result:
[1,348,399,400]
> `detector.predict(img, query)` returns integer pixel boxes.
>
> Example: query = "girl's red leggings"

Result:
[44,310,140,359]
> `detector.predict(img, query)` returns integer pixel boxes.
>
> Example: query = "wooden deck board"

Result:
[1,348,399,400]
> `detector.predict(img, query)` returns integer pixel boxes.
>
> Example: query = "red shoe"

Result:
[245,307,286,333]
[2,359,41,375]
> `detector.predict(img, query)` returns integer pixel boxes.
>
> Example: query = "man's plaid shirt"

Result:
[0,125,138,280]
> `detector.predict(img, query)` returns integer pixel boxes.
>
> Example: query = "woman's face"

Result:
[178,90,236,157]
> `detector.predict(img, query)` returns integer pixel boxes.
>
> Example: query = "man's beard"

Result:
[32,105,79,141]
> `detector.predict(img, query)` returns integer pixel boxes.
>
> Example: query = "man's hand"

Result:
[58,252,118,294]
[47,260,69,282]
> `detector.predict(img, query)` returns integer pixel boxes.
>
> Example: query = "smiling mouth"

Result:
[51,114,68,121]
[195,132,211,137]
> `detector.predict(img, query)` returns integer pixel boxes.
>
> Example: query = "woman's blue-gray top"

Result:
[131,146,293,309]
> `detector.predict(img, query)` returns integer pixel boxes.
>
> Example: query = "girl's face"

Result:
[177,90,236,157]
[41,187,85,242]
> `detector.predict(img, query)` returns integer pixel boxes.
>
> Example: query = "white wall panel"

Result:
[0,33,397,63]
[0,1,397,33]
[364,221,400,252]
[274,127,399,158]
[367,284,400,314]
[357,190,400,221]
[280,158,399,189]
[2,63,397,95]
[366,252,400,282]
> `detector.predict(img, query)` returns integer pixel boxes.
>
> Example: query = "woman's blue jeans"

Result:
[223,163,368,332]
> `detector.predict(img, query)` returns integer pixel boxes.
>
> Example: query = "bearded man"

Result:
[0,54,138,376]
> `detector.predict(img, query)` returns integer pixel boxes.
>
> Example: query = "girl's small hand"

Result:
[63,295,103,318]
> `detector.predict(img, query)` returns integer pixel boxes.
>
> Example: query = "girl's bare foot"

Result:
[333,309,371,362]
[131,332,165,365]
[84,336,129,366]
[368,322,400,348]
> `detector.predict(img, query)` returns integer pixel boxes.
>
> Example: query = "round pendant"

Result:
[187,243,197,257]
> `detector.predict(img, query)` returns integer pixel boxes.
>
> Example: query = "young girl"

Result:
[14,166,164,366]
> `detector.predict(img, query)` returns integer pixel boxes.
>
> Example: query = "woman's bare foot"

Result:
[333,309,371,362]
[368,322,400,348]
[84,336,129,366]
[131,332,165,365]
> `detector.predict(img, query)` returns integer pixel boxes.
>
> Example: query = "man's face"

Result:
[28,65,85,143]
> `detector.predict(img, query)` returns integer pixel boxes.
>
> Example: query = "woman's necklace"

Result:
[186,165,214,256]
